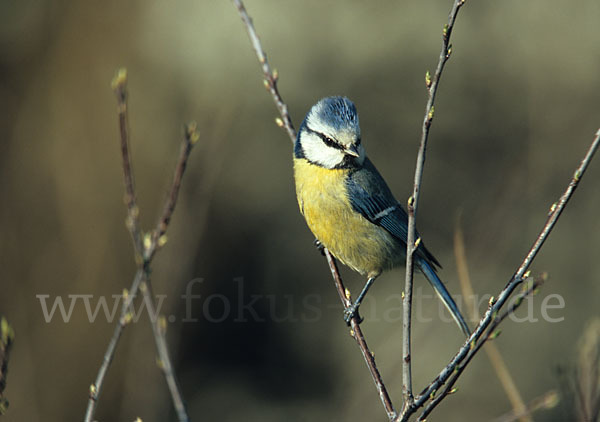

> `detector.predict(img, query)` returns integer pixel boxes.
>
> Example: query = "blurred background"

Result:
[1,1,599,421]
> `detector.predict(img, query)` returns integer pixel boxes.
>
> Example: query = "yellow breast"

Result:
[293,158,400,277]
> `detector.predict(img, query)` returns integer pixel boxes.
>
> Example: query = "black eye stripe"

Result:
[305,126,345,150]
[321,135,342,149]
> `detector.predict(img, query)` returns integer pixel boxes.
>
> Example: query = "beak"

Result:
[344,144,360,157]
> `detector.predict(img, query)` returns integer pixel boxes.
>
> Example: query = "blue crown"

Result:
[315,96,359,131]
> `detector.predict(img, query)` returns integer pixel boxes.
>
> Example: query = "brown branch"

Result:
[112,69,143,257]
[148,122,198,262]
[232,0,296,143]
[402,0,466,412]
[84,269,144,422]
[140,277,188,422]
[574,318,600,422]
[324,249,396,420]
[397,128,600,421]
[84,70,196,422]
[492,389,559,422]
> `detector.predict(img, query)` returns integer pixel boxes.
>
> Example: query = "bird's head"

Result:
[295,96,365,169]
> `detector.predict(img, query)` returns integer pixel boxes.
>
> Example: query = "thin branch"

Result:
[324,249,396,420]
[492,389,559,422]
[397,128,600,421]
[402,0,466,411]
[141,276,188,422]
[148,122,199,262]
[232,0,296,143]
[84,70,197,422]
[112,69,143,257]
[84,269,144,422]
[574,318,600,422]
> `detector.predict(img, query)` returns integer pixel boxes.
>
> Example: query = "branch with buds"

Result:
[84,69,196,422]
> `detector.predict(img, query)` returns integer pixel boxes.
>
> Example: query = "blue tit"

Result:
[293,96,470,336]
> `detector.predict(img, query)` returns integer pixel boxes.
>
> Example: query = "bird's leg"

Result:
[343,276,377,325]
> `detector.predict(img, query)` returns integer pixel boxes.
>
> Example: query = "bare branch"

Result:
[402,0,466,411]
[148,122,199,262]
[141,277,188,422]
[324,249,396,420]
[492,389,559,422]
[112,69,143,258]
[84,269,144,422]
[574,318,600,421]
[84,70,196,422]
[233,0,296,143]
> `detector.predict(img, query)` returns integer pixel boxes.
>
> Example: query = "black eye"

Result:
[321,135,344,150]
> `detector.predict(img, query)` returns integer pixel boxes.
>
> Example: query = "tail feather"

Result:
[419,259,471,337]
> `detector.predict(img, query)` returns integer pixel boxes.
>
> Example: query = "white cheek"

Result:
[301,132,345,169]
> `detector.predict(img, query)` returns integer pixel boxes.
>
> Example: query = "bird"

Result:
[293,96,470,337]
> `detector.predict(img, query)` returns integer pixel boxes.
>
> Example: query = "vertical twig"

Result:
[113,69,143,258]
[84,69,196,422]
[402,0,466,412]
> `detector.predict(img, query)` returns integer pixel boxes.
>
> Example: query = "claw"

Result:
[343,304,363,326]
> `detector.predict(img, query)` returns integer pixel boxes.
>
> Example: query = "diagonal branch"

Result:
[140,275,188,422]
[233,0,296,143]
[84,69,196,422]
[403,0,466,411]
[324,249,396,419]
[397,128,600,421]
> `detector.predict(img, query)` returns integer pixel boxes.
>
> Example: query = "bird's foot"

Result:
[313,238,325,256]
[343,303,363,326]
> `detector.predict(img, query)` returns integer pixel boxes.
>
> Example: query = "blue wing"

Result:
[345,158,470,335]
[345,158,440,268]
